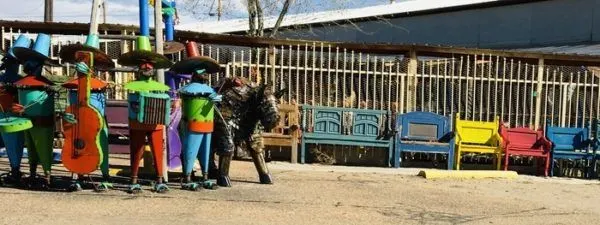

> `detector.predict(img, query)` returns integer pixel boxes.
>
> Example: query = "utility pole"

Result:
[102,0,107,24]
[217,0,222,21]
[44,0,53,22]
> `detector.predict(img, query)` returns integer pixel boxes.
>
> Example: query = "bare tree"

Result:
[181,0,356,37]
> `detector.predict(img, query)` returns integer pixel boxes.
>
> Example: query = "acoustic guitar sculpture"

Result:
[61,51,104,174]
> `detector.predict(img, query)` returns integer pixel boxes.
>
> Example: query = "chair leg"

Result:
[455,149,461,170]
[300,142,306,164]
[544,155,550,177]
[446,149,454,170]
[503,152,509,171]
[550,156,555,177]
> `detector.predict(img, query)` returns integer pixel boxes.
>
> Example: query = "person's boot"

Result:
[217,154,232,187]
[251,151,273,184]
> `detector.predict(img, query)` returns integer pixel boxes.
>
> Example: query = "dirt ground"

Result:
[0,156,599,225]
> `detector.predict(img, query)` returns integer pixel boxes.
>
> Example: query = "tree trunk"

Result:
[269,0,292,38]
[247,0,258,36]
[255,0,264,37]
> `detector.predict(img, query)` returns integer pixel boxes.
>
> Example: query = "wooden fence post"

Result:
[534,58,545,129]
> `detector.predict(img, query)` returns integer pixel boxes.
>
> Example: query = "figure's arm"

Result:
[209,91,222,102]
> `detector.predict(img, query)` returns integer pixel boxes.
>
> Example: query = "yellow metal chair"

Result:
[454,113,503,170]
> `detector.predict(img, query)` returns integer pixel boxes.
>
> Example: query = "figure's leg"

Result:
[24,130,39,186]
[149,127,168,193]
[97,124,112,191]
[2,131,25,182]
[129,129,146,185]
[181,127,202,190]
[248,136,273,184]
[30,127,54,182]
[208,149,218,179]
[198,134,217,189]
[199,133,211,178]
[212,111,234,187]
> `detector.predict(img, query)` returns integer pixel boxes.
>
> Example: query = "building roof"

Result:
[515,44,600,56]
[177,0,526,34]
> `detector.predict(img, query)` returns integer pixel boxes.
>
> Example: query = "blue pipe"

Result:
[139,0,150,36]
[163,0,175,41]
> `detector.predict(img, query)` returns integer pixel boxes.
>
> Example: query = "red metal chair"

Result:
[499,124,552,176]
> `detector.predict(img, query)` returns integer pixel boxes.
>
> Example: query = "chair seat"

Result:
[459,144,500,154]
[507,145,544,151]
[401,140,449,146]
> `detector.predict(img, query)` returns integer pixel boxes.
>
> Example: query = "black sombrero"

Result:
[59,34,115,70]
[118,36,173,69]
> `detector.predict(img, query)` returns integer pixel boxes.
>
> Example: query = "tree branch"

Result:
[269,0,292,38]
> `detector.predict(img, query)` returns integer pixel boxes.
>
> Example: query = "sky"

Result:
[0,0,395,27]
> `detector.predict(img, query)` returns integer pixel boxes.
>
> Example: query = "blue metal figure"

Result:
[171,41,222,190]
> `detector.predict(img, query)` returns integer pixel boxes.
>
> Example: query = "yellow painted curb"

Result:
[418,170,518,179]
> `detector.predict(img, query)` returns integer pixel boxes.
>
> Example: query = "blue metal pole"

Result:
[139,0,150,36]
[163,0,175,41]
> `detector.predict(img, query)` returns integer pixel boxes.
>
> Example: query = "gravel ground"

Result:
[0,157,599,225]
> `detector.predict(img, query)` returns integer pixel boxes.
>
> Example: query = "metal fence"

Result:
[2,26,599,130]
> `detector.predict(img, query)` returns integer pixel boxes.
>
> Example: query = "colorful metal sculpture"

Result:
[12,33,56,189]
[170,41,221,190]
[118,35,173,193]
[60,33,115,191]
[164,71,189,170]
[209,77,284,187]
[160,0,184,54]
[0,34,32,185]
[161,0,185,171]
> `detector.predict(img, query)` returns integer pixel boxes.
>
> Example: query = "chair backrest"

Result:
[397,111,449,142]
[455,113,499,145]
[545,124,588,150]
[501,127,540,148]
[264,103,300,136]
[303,105,387,138]
[106,100,129,136]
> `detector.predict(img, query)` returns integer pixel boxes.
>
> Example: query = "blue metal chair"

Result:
[395,112,454,169]
[545,122,593,177]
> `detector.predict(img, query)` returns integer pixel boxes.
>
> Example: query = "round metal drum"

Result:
[0,117,32,133]
[17,89,53,117]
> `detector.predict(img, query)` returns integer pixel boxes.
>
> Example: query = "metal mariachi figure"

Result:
[170,41,222,190]
[161,0,185,171]
[164,70,189,170]
[118,36,173,193]
[12,34,57,189]
[0,34,32,186]
[160,0,185,55]
[59,33,115,191]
